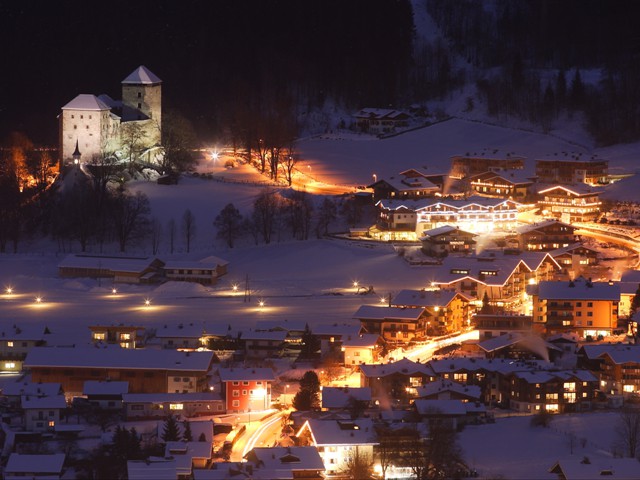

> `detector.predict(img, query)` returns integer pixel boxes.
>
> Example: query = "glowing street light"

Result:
[372,173,377,182]
[211,150,219,162]
[144,298,151,307]
[112,287,118,295]
[232,284,239,292]
[258,299,265,308]
[5,287,13,295]
[35,296,42,304]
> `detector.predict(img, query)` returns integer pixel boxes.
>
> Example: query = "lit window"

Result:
[4,362,15,369]
[7,341,13,347]
[48,421,55,427]
[169,403,183,410]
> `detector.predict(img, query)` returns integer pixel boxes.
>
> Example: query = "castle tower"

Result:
[121,66,162,146]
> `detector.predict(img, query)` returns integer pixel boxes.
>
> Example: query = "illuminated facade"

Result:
[468,171,533,200]
[218,367,274,413]
[450,154,525,179]
[420,225,477,256]
[598,348,640,395]
[59,65,162,166]
[537,185,602,223]
[530,278,620,337]
[535,158,609,185]
[516,220,578,251]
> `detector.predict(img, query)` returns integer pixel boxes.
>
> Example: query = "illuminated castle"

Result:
[58,65,162,166]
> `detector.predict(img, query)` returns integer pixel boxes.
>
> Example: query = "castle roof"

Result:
[62,94,111,111]
[122,65,162,85]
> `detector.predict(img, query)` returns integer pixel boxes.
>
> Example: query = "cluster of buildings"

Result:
[365,153,609,242]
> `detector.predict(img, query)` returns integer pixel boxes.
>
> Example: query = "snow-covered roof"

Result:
[123,392,221,403]
[311,323,361,337]
[58,254,162,274]
[2,380,61,397]
[83,380,129,396]
[538,184,604,196]
[342,333,381,348]
[218,367,275,382]
[165,441,212,460]
[155,322,204,339]
[5,453,65,474]
[62,93,111,111]
[416,379,481,400]
[301,418,377,446]
[515,219,575,234]
[0,324,46,341]
[414,398,484,416]
[391,289,460,308]
[128,457,177,480]
[21,393,67,410]
[321,386,371,409]
[478,332,561,354]
[352,305,424,321]
[421,225,477,239]
[535,277,620,301]
[255,319,308,333]
[549,457,640,479]
[429,254,528,288]
[598,345,640,364]
[24,346,214,372]
[244,446,325,472]
[241,330,288,342]
[359,357,434,378]
[353,108,411,120]
[122,65,162,84]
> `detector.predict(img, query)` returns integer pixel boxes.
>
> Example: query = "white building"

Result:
[59,65,162,166]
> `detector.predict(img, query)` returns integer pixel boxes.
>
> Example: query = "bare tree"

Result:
[315,197,337,237]
[214,203,244,248]
[615,408,640,458]
[280,149,299,186]
[182,209,196,253]
[150,217,163,255]
[285,190,314,240]
[120,122,147,174]
[252,189,280,244]
[110,189,151,252]
[341,445,373,480]
[167,218,176,254]
[158,109,198,175]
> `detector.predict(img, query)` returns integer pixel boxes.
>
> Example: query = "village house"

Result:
[89,324,142,349]
[353,108,412,134]
[123,392,223,419]
[506,369,597,413]
[413,398,487,429]
[2,380,63,407]
[535,157,609,185]
[156,322,207,350]
[370,199,421,241]
[476,332,563,361]
[368,169,444,201]
[515,219,579,251]
[596,345,640,396]
[127,457,181,480]
[342,333,383,366]
[4,453,65,480]
[537,184,603,223]
[21,393,67,432]
[415,379,482,402]
[391,289,472,336]
[0,325,47,373]
[82,380,129,410]
[353,305,427,344]
[311,323,362,358]
[239,330,287,359]
[162,255,229,285]
[241,446,325,480]
[449,154,526,179]
[549,457,640,480]
[296,418,378,477]
[217,367,275,413]
[468,170,534,200]
[550,243,599,278]
[529,277,620,337]
[473,313,533,340]
[359,358,436,404]
[24,347,215,396]
[165,441,213,470]
[429,251,559,312]
[420,225,478,257]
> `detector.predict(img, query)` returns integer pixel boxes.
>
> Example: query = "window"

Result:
[4,362,14,369]
[169,403,183,410]
[587,302,593,307]
[6,341,13,348]
[137,103,142,109]
[242,381,249,386]
[232,400,240,407]
[120,333,131,340]
[587,312,593,317]
[48,421,55,427]
[131,404,144,411]
[93,333,105,341]
[232,381,239,386]
[232,391,239,397]
[242,390,247,395]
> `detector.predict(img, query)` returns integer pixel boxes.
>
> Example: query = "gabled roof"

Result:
[516,219,576,234]
[24,346,214,372]
[478,332,561,354]
[353,305,424,321]
[122,65,162,84]
[299,418,377,447]
[416,379,481,400]
[598,345,640,364]
[538,184,604,196]
[21,394,67,410]
[321,387,372,409]
[535,277,620,301]
[359,358,434,378]
[550,243,599,257]
[2,380,61,397]
[155,322,204,339]
[5,453,65,474]
[342,333,381,348]
[414,398,484,416]
[62,94,111,111]
[391,289,462,308]
[218,367,275,382]
[549,457,640,479]
[241,330,288,342]
[244,446,324,472]
[421,225,477,239]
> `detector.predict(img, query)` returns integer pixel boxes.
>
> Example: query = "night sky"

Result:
[0,0,414,146]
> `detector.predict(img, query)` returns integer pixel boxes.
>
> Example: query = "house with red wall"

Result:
[217,367,275,413]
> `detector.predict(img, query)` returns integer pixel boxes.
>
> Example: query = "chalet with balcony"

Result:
[24,347,215,396]
[353,108,412,134]
[240,330,287,359]
[420,225,477,257]
[537,184,603,223]
[516,220,578,251]
[415,379,482,402]
[359,358,436,403]
[474,313,533,340]
[370,199,420,241]
[218,367,275,413]
[162,255,228,285]
[0,325,47,373]
[550,243,599,277]
[596,345,640,396]
[535,157,609,185]
[321,386,372,411]
[413,398,487,429]
[529,277,620,337]
[367,169,444,201]
[390,289,471,336]
[311,323,362,358]
[450,154,526,179]
[342,333,383,366]
[22,393,67,432]
[468,171,534,200]
[506,369,597,413]
[353,305,427,344]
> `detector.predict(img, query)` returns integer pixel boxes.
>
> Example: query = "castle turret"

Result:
[121,65,162,145]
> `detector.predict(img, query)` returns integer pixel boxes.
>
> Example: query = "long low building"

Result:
[24,347,215,396]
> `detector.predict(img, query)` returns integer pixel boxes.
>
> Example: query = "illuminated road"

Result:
[391,330,480,363]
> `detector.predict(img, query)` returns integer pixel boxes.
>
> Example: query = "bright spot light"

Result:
[144,299,151,307]
[211,151,219,161]
[353,281,359,288]
[380,297,386,304]
[5,287,12,295]
[258,300,265,307]
[112,288,118,295]
[35,296,42,303]
[232,284,238,292]
[528,278,536,285]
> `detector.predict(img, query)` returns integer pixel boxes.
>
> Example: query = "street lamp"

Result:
[144,298,151,307]
[285,384,290,406]
[372,173,377,182]
[112,287,118,295]
[5,287,12,295]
